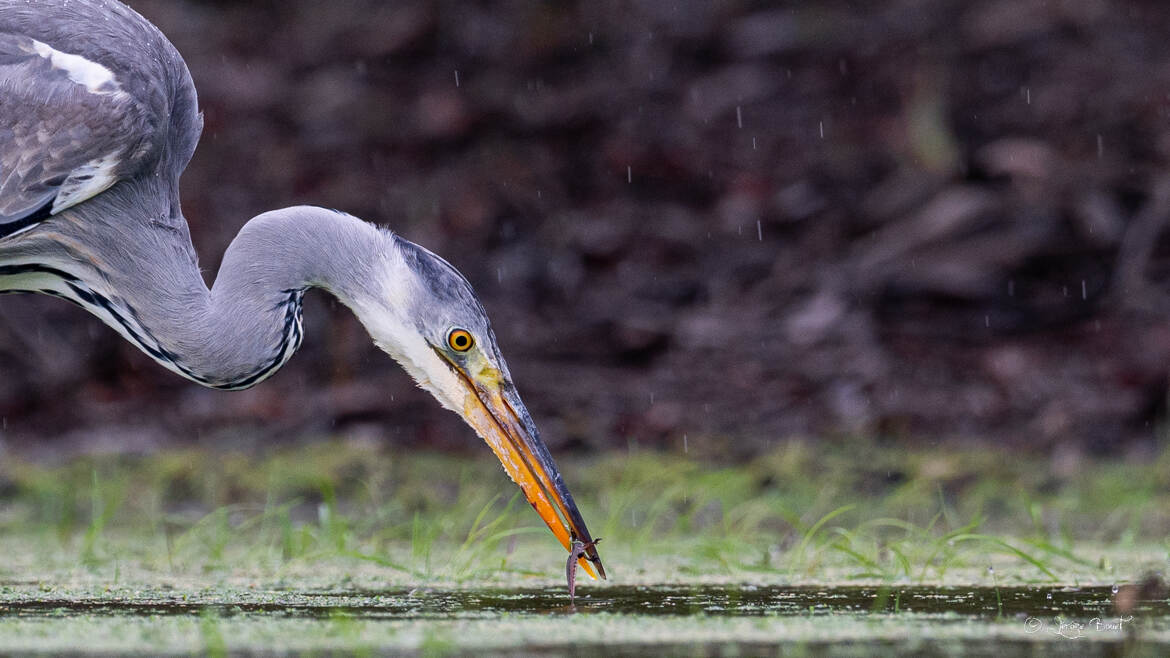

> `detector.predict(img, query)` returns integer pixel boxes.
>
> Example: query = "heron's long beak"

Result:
[443,355,606,580]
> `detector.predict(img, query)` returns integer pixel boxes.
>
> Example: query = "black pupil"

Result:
[454,334,468,348]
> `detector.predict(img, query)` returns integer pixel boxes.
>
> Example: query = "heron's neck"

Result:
[196,206,397,388]
[3,194,399,389]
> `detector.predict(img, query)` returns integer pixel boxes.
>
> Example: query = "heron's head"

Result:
[352,233,605,579]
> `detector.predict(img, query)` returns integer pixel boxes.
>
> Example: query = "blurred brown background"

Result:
[3,0,1170,458]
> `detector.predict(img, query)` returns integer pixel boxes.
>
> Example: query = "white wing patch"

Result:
[24,38,125,97]
[51,152,121,213]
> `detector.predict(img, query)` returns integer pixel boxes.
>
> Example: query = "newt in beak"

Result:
[452,356,606,580]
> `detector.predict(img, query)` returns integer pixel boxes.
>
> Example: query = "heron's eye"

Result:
[447,328,474,352]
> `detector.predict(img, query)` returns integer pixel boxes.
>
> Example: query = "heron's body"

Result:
[0,0,604,578]
[0,0,363,389]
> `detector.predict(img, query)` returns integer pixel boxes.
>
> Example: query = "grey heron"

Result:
[0,0,605,579]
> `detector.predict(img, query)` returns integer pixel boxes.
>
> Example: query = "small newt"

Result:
[566,537,602,604]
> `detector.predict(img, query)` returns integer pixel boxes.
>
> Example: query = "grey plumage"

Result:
[0,0,606,576]
[1,0,187,229]
[0,0,384,387]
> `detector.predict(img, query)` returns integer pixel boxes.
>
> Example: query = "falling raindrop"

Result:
[497,267,502,283]
[736,105,743,129]
[819,120,825,139]
[588,32,593,45]
[985,315,990,327]
[454,69,460,87]
[1063,286,1068,297]
[650,392,655,405]
[1008,280,1015,297]
[1097,135,1104,159]
[1025,87,1031,104]
[1081,280,1087,300]
[683,434,688,453]
[757,220,763,241]
[627,166,632,183]
[752,136,758,150]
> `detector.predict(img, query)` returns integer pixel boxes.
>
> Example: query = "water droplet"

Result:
[752,136,758,150]
[454,69,460,87]
[757,220,763,241]
[1097,135,1104,159]
[1081,280,1087,300]
[627,166,632,183]
[819,120,825,139]
[683,434,688,453]
[736,105,743,129]
[588,32,593,45]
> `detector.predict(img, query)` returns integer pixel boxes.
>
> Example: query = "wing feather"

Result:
[0,31,150,236]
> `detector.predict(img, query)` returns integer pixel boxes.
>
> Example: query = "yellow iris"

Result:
[448,328,474,352]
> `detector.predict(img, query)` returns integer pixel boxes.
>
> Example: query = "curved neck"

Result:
[1,187,398,389]
[196,206,395,388]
